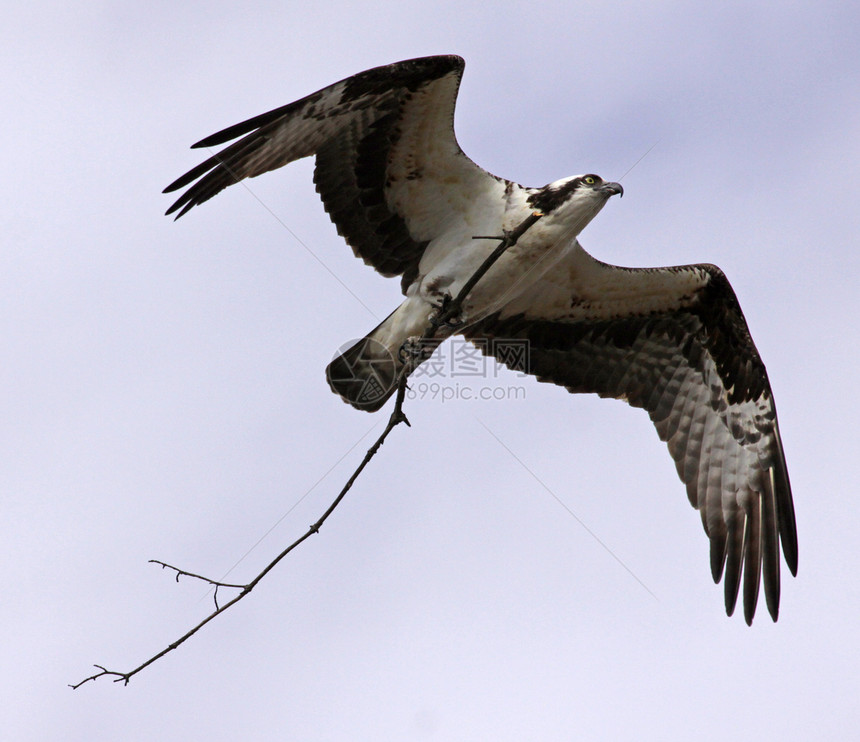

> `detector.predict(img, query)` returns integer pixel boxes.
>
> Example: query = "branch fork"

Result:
[71,211,542,689]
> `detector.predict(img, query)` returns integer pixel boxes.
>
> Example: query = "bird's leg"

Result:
[420,276,465,329]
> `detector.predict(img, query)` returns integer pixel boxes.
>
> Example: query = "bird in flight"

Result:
[164,55,797,625]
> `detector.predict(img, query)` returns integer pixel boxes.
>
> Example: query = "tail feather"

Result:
[326,333,401,412]
[326,299,446,412]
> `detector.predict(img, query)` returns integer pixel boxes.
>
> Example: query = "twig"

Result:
[70,211,543,690]
[437,210,543,330]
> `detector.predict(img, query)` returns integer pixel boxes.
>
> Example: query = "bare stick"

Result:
[70,211,542,690]
[433,210,543,332]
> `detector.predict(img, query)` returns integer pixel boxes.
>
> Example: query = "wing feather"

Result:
[165,55,505,293]
[465,249,797,623]
[723,505,746,617]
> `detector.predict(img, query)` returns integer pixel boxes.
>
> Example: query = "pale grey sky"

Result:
[4,2,859,739]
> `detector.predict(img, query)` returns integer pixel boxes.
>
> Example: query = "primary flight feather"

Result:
[164,55,797,624]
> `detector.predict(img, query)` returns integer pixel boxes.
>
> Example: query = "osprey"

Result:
[164,55,797,625]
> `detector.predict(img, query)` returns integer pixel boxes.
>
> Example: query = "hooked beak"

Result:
[600,181,624,198]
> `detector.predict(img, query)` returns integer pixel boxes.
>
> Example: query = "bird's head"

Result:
[527,174,623,233]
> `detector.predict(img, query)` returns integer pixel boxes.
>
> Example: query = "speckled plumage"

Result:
[165,55,797,624]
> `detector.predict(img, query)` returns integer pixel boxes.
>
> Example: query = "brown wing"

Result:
[164,55,503,293]
[465,254,798,624]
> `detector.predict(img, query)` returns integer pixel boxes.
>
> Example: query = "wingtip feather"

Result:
[741,493,763,626]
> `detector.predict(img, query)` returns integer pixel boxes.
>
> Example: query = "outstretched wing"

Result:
[465,247,798,624]
[164,55,507,292]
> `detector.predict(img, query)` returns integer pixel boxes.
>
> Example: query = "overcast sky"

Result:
[4,2,859,740]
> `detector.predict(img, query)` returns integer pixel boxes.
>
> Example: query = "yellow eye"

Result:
[584,176,596,185]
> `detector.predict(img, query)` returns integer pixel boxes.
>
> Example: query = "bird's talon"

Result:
[430,294,464,329]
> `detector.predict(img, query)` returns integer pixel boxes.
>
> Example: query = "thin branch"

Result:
[149,559,245,590]
[440,210,543,329]
[71,211,542,690]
